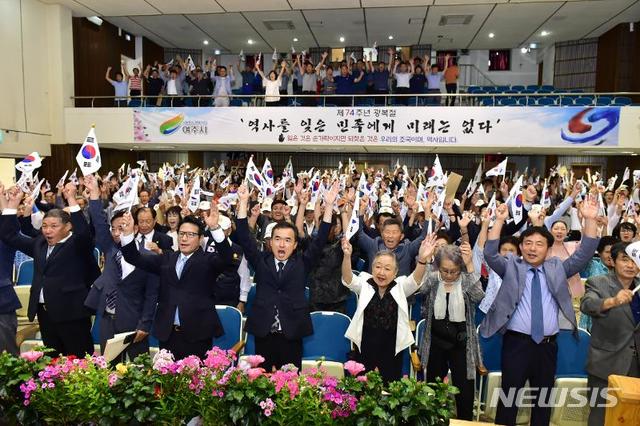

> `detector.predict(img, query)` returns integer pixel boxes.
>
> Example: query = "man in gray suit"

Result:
[481,197,600,426]
[581,241,640,426]
[83,175,159,361]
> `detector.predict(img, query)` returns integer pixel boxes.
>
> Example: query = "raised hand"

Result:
[579,194,599,220]
[84,175,100,200]
[459,211,472,229]
[495,203,509,221]
[62,182,78,204]
[418,232,438,263]
[237,183,249,204]
[324,180,340,206]
[341,237,353,256]
[203,202,220,229]
[7,187,24,209]
[121,211,135,236]
[460,242,473,266]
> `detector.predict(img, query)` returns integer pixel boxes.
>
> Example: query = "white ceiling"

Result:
[40,0,640,52]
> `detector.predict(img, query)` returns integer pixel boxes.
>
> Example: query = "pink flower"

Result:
[108,373,118,387]
[264,409,272,417]
[443,375,449,384]
[344,360,366,376]
[20,351,44,362]
[247,368,265,382]
[356,375,368,383]
[245,355,265,368]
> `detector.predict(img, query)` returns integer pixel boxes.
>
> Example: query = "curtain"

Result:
[554,39,598,91]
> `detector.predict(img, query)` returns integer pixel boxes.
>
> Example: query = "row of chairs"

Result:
[469,85,565,94]
[14,248,102,285]
[479,95,632,107]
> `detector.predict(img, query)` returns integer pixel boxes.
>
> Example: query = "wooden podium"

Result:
[605,375,640,425]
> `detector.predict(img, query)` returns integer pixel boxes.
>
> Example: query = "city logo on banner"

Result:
[561,107,619,145]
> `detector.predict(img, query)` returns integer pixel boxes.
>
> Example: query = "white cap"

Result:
[379,206,394,215]
[198,201,211,211]
[474,199,486,207]
[264,222,277,239]
[218,215,232,230]
[261,198,273,212]
[305,202,315,211]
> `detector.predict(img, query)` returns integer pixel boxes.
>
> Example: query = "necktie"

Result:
[277,261,285,280]
[46,245,55,259]
[176,255,187,279]
[530,268,544,344]
[139,234,146,250]
[105,251,123,312]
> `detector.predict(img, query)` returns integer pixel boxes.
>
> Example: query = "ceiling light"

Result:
[293,37,298,42]
[339,36,345,42]
[125,34,131,41]
[203,40,209,45]
[529,43,537,49]
[488,32,495,38]
[214,49,220,55]
[521,47,528,53]
[86,16,103,26]
[248,39,254,45]
[388,35,394,40]
[541,30,550,36]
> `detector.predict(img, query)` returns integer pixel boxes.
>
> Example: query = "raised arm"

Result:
[85,175,114,253]
[118,211,164,273]
[105,67,114,84]
[341,237,360,292]
[483,203,509,277]
[0,186,35,256]
[254,61,266,80]
[387,48,394,72]
[121,62,130,79]
[315,52,328,74]
[563,195,600,277]
[278,60,287,80]
[234,184,261,267]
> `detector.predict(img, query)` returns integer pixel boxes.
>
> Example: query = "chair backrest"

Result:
[613,96,632,106]
[243,333,255,355]
[14,285,31,317]
[345,291,358,318]
[16,260,34,285]
[595,96,612,106]
[91,314,102,345]
[244,285,257,317]
[303,311,351,362]
[411,293,424,322]
[560,97,575,106]
[215,305,243,351]
[537,97,556,106]
[574,97,593,106]
[555,329,590,378]
[511,85,525,92]
[478,326,503,372]
[416,319,426,348]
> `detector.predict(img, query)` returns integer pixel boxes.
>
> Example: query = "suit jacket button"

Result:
[506,315,510,319]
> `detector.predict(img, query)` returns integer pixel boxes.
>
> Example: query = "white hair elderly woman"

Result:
[419,242,484,420]
[341,233,437,382]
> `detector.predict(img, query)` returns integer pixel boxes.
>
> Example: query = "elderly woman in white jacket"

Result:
[341,233,437,382]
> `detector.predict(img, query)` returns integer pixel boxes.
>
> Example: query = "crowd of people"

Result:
[1,159,640,425]
[105,49,460,107]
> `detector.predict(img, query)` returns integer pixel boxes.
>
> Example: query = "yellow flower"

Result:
[115,363,128,375]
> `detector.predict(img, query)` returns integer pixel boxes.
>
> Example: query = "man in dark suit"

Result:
[481,197,600,426]
[83,175,159,361]
[133,207,173,253]
[0,183,100,357]
[0,183,20,355]
[234,180,339,371]
[581,242,640,426]
[119,205,231,360]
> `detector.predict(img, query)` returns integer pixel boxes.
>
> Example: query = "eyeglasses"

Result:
[439,268,461,277]
[178,231,199,239]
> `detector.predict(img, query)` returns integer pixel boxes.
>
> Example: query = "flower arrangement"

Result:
[0,347,457,425]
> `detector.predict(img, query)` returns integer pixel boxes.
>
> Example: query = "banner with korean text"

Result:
[133,106,621,147]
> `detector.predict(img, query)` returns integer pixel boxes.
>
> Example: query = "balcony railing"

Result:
[70,92,638,108]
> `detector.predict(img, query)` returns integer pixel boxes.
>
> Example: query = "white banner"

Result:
[133,106,621,147]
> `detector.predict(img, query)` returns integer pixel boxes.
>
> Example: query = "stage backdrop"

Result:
[133,106,621,148]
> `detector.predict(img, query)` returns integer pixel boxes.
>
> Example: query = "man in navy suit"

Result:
[119,204,231,360]
[481,197,600,426]
[133,207,174,253]
[83,175,159,361]
[0,183,100,357]
[234,180,340,371]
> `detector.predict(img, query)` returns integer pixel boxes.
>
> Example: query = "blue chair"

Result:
[214,306,243,351]
[526,85,541,91]
[483,86,498,93]
[496,86,510,93]
[480,97,495,106]
[613,96,632,106]
[568,88,584,93]
[477,327,504,421]
[555,329,590,378]
[91,313,102,345]
[244,285,256,317]
[149,334,159,348]
[511,85,525,92]
[243,333,256,355]
[229,99,243,107]
[560,97,575,106]
[410,293,424,322]
[467,86,483,94]
[536,88,553,94]
[302,311,351,363]
[498,97,517,106]
[520,89,536,95]
[541,85,555,91]
[16,260,34,285]
[355,258,366,272]
[536,97,556,106]
[595,96,612,106]
[575,97,594,106]
[345,291,358,318]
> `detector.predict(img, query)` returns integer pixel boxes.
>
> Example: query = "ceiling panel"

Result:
[74,0,160,16]
[215,0,290,12]
[523,0,638,46]
[363,0,434,6]
[469,2,563,49]
[130,15,213,49]
[584,0,640,38]
[146,0,224,14]
[433,0,506,4]
[38,0,98,16]
[366,6,428,48]
[106,16,176,47]
[243,10,318,51]
[420,4,493,49]
[289,0,360,9]
[303,9,368,47]
[188,13,272,53]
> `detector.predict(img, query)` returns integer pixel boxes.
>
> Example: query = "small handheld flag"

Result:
[75,126,101,175]
[16,152,42,173]
[485,158,508,178]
